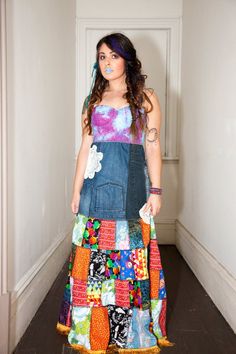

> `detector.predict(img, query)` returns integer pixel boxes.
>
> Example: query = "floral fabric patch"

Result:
[82,218,101,249]
[105,250,121,279]
[119,250,136,280]
[101,279,116,306]
[128,220,144,249]
[129,281,142,307]
[107,305,133,348]
[88,250,106,281]
[159,269,167,299]
[150,299,164,339]
[72,213,88,246]
[68,306,92,349]
[115,220,130,250]
[126,308,157,348]
[150,216,157,240]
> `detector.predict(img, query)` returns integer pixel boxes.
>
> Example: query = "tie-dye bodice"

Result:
[91,104,146,145]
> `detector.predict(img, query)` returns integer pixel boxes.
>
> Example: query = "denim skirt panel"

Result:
[78,141,147,220]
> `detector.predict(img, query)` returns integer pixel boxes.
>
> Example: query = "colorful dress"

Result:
[56,104,174,353]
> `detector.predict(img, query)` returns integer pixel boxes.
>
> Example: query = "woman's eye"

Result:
[99,54,119,60]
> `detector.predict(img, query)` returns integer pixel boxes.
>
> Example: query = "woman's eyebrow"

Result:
[98,51,116,54]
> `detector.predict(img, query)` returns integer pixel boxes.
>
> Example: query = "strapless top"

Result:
[91,104,146,145]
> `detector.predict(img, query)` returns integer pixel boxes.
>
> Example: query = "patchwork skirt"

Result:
[56,212,174,353]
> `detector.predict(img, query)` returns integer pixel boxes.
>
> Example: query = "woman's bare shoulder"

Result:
[143,88,160,111]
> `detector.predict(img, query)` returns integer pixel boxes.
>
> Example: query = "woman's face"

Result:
[98,42,126,81]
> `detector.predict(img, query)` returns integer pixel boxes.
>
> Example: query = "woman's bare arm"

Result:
[144,89,162,189]
[72,99,93,199]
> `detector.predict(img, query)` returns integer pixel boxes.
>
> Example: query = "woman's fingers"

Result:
[71,202,79,214]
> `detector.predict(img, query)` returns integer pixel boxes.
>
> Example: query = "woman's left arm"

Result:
[143,89,162,217]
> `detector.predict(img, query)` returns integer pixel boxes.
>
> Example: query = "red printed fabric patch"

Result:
[149,240,162,270]
[72,279,87,306]
[159,298,167,337]
[98,220,116,250]
[115,279,130,307]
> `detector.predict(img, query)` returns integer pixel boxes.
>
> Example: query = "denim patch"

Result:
[126,144,147,219]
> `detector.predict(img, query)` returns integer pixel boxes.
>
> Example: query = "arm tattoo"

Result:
[146,127,159,143]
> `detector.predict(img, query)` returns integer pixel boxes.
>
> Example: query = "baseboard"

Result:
[9,224,73,353]
[176,220,236,334]
[0,293,10,354]
[154,218,176,244]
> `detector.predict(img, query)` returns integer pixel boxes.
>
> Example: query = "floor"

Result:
[13,245,236,354]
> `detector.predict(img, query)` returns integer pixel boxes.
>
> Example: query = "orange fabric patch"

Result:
[90,307,110,350]
[71,246,91,281]
[150,269,160,299]
[140,219,150,247]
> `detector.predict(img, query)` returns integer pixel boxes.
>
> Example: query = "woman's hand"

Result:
[144,194,162,217]
[71,193,81,215]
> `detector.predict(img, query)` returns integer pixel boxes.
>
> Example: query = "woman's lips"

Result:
[105,67,113,74]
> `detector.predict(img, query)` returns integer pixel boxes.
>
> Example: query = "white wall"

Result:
[77,0,182,17]
[177,0,236,332]
[7,0,76,351]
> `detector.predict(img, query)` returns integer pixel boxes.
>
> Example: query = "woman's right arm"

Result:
[71,98,93,214]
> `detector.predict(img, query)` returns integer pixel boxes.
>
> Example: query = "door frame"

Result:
[0,0,10,353]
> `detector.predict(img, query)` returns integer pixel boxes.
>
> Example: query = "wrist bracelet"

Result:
[149,187,162,195]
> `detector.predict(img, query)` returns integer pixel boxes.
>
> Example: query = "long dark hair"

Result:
[84,32,154,138]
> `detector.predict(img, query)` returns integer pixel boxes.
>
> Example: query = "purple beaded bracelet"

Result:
[149,187,162,195]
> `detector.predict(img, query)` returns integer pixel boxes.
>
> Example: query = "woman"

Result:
[56,32,175,353]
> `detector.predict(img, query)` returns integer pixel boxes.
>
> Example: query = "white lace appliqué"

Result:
[84,145,103,179]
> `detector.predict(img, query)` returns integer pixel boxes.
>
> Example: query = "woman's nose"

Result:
[105,57,111,65]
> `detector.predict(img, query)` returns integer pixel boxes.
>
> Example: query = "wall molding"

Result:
[176,220,236,334]
[9,228,72,353]
[155,219,176,244]
[76,17,182,159]
[0,0,10,353]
